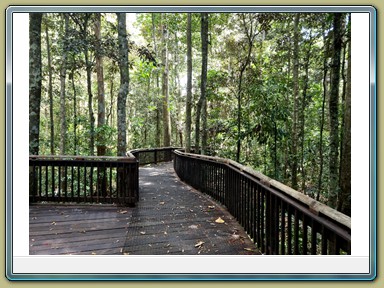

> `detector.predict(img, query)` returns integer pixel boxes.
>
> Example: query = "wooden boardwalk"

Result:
[29,162,260,255]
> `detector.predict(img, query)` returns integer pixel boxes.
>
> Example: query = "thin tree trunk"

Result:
[291,13,300,190]
[94,13,107,195]
[236,69,243,162]
[283,43,292,182]
[201,13,209,155]
[317,24,328,202]
[107,74,114,127]
[95,13,106,156]
[59,13,69,156]
[84,49,95,156]
[29,13,42,198]
[70,70,78,155]
[116,13,129,156]
[195,96,203,154]
[338,15,351,215]
[161,15,171,147]
[44,19,54,155]
[300,37,312,194]
[339,27,347,187]
[236,14,257,163]
[152,14,161,147]
[185,13,192,153]
[328,13,342,208]
[29,12,43,156]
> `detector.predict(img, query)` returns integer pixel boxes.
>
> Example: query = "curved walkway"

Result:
[29,162,259,255]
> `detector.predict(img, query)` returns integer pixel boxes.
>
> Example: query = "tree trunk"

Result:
[44,18,54,155]
[70,70,78,155]
[291,13,300,190]
[95,13,106,156]
[195,96,203,154]
[116,13,129,156]
[151,14,161,147]
[338,15,351,215]
[200,13,209,155]
[300,37,312,194]
[84,49,95,156]
[29,13,42,198]
[107,71,114,127]
[161,15,171,147]
[29,13,43,156]
[328,13,342,208]
[236,14,257,163]
[172,30,183,147]
[317,27,328,202]
[94,13,107,195]
[59,13,69,156]
[185,13,192,153]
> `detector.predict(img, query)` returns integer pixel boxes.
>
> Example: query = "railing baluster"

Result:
[77,165,80,203]
[83,165,87,202]
[51,165,55,201]
[287,205,292,255]
[58,165,61,201]
[294,210,299,254]
[64,164,68,200]
[281,200,286,255]
[311,219,318,255]
[274,194,279,254]
[38,164,42,200]
[261,188,266,254]
[303,214,308,255]
[45,165,48,201]
[71,165,74,201]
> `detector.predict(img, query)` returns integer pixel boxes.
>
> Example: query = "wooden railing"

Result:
[29,154,139,206]
[173,149,351,255]
[129,147,179,166]
[29,147,352,255]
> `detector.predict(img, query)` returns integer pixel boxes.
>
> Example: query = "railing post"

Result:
[154,150,157,164]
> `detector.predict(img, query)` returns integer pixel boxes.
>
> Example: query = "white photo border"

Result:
[5,5,377,281]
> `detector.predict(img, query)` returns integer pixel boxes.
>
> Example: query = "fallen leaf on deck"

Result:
[195,241,205,248]
[231,234,240,240]
[123,252,130,255]
[159,202,165,205]
[215,217,225,224]
[140,231,146,235]
[51,221,56,225]
[91,252,97,255]
[244,248,258,252]
[189,225,198,229]
[208,206,215,209]
[119,210,128,214]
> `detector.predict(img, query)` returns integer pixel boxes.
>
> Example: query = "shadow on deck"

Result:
[29,162,260,255]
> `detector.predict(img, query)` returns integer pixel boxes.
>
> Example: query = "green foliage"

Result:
[36,12,350,210]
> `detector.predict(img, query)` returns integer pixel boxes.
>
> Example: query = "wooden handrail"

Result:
[173,149,351,230]
[173,148,351,255]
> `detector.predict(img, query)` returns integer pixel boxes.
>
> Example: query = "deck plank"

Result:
[30,162,260,255]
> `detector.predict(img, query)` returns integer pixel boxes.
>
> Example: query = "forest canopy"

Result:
[29,12,351,215]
